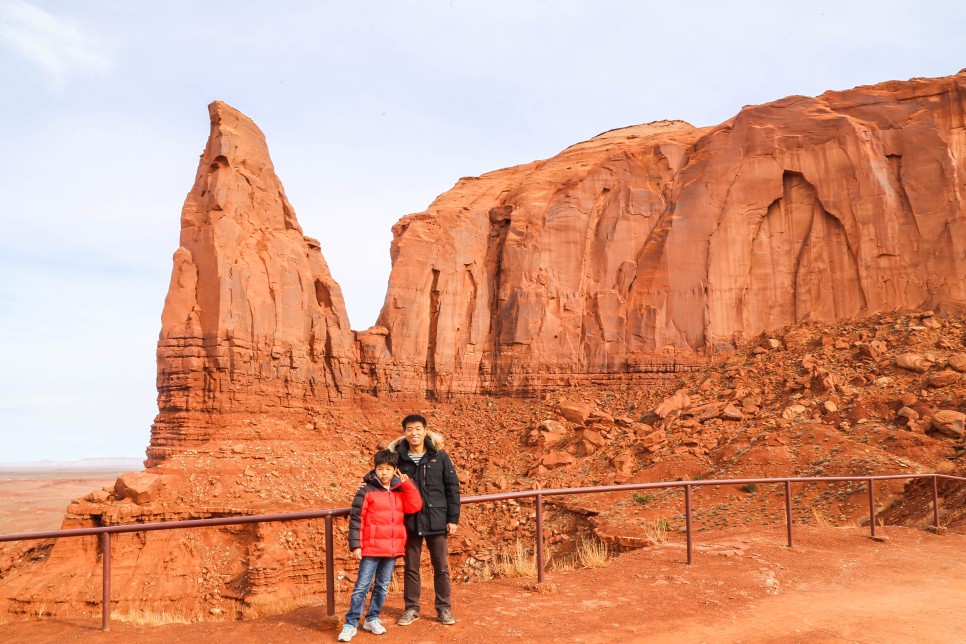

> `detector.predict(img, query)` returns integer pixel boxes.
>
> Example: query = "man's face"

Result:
[404,421,427,449]
[375,463,395,487]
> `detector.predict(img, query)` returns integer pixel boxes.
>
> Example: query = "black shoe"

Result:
[438,609,456,625]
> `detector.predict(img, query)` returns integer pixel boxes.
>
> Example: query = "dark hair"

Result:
[401,414,427,429]
[374,449,398,468]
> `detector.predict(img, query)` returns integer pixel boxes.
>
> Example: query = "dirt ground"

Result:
[2,524,964,644]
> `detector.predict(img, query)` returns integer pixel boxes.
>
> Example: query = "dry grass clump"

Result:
[486,540,538,579]
[811,507,832,528]
[643,518,670,545]
[576,536,610,568]
[110,608,197,626]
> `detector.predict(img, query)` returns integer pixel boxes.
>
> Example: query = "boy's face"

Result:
[404,421,427,449]
[375,463,395,487]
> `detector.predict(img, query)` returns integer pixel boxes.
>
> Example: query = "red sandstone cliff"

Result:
[149,102,359,466]
[375,71,966,397]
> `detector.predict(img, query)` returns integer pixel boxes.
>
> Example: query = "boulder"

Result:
[895,353,933,374]
[931,410,966,438]
[114,472,164,505]
[540,451,575,469]
[719,404,745,421]
[555,402,594,425]
[926,370,961,388]
[654,390,691,419]
[947,354,966,373]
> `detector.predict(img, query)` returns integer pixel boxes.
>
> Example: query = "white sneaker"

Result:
[363,617,387,635]
[337,623,357,641]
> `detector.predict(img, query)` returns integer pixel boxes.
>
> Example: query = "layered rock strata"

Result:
[375,71,966,397]
[149,102,358,466]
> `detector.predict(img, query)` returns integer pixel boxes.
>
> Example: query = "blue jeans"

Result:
[345,556,396,626]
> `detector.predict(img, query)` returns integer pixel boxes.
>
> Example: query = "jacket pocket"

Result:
[426,505,448,533]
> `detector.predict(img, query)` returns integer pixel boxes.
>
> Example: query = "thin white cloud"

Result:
[0,0,110,86]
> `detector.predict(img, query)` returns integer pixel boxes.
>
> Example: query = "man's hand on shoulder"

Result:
[446,523,458,535]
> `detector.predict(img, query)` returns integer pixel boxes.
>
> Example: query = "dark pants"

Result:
[403,532,451,615]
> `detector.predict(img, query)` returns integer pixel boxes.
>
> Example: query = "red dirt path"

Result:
[3,525,964,643]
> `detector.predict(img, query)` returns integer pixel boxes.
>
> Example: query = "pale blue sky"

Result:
[0,0,963,462]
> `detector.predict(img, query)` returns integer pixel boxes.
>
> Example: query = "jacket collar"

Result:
[388,430,445,456]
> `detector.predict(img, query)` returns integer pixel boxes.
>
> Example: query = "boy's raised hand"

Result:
[395,469,409,482]
[351,548,362,560]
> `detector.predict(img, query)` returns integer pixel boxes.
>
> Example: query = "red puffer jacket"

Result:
[348,472,423,557]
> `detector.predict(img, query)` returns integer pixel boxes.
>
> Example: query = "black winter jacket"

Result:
[391,433,461,536]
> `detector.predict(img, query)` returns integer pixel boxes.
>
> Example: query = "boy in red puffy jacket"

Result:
[338,449,423,642]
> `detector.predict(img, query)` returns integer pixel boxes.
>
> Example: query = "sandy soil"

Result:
[2,524,964,643]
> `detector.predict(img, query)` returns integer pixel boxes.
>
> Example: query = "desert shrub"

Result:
[740,483,758,494]
[631,492,654,505]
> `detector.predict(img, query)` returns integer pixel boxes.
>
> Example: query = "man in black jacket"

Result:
[390,414,461,626]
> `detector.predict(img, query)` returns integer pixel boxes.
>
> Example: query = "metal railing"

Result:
[1,472,963,631]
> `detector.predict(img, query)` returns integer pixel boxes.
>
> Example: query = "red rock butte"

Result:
[2,70,966,621]
[157,72,966,466]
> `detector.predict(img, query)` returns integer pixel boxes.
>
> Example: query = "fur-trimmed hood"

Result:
[388,430,445,453]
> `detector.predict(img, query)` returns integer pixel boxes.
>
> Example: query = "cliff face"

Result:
[153,72,966,418]
[375,71,966,397]
[149,102,358,466]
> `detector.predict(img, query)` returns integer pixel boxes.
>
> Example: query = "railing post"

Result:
[101,531,111,631]
[868,478,876,537]
[685,484,693,565]
[784,480,792,548]
[325,515,335,616]
[933,476,941,528]
[535,494,545,583]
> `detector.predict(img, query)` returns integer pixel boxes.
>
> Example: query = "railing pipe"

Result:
[325,515,335,616]
[868,478,876,537]
[784,480,792,548]
[2,472,965,629]
[535,494,545,583]
[685,484,693,565]
[101,532,111,631]
[933,476,941,528]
